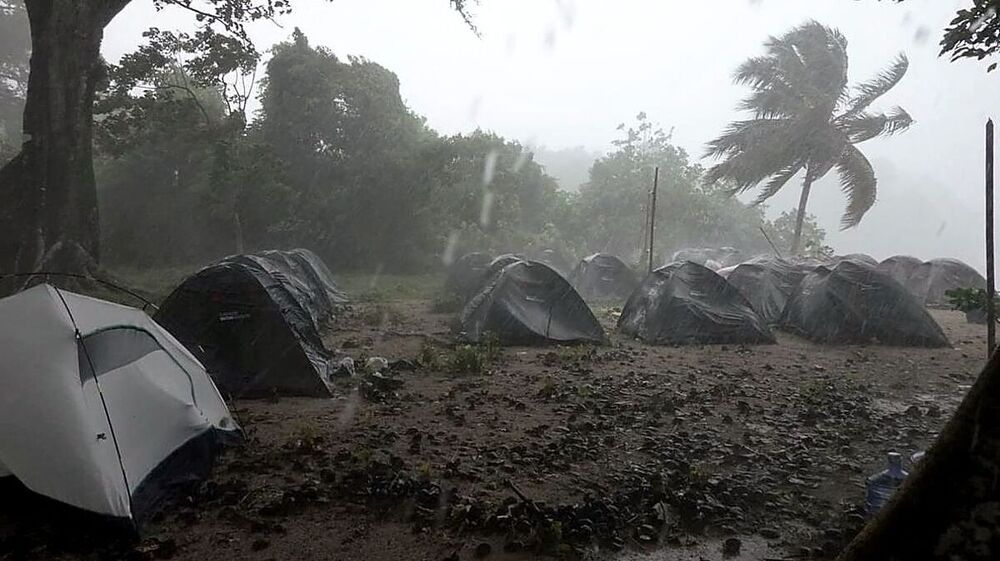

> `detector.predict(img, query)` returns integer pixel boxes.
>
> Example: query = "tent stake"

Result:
[987,119,996,358]
[648,167,659,273]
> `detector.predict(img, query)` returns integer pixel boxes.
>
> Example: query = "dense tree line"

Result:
[93,30,819,271]
[0,10,823,273]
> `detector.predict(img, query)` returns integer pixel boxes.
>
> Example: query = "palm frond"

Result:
[734,56,782,90]
[704,118,791,159]
[836,144,877,228]
[737,80,805,119]
[751,164,804,206]
[842,54,909,117]
[704,144,802,193]
[840,107,913,143]
[766,21,849,105]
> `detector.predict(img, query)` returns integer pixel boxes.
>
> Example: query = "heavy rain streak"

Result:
[3,1,1000,560]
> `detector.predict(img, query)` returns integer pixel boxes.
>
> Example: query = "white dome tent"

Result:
[0,284,238,523]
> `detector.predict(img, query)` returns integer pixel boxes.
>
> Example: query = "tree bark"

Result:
[0,0,130,279]
[790,177,813,256]
[838,350,1000,561]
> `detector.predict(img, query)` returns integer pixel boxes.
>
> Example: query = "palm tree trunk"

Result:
[790,177,813,256]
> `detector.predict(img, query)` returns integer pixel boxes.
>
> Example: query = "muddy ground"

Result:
[0,298,987,561]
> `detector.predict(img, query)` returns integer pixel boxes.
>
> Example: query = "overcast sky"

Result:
[104,0,998,270]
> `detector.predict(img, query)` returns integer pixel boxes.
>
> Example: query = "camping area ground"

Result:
[0,274,988,561]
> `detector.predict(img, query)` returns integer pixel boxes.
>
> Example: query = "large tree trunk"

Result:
[0,0,129,281]
[838,350,1000,561]
[790,177,813,256]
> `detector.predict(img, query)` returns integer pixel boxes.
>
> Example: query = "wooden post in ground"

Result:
[987,119,996,358]
[648,167,659,274]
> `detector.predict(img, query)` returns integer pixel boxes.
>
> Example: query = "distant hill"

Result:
[533,145,601,192]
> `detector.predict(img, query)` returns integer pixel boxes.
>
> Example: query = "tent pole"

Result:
[648,167,659,274]
[987,119,996,358]
[52,287,135,519]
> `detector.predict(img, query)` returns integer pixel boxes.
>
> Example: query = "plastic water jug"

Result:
[865,452,908,517]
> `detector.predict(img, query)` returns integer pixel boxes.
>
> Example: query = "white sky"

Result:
[103,0,998,270]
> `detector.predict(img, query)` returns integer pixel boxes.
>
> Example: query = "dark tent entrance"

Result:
[155,250,346,398]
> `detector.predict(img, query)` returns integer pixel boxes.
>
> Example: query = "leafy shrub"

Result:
[946,287,998,313]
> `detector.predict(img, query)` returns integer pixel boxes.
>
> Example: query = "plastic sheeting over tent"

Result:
[832,253,879,267]
[0,285,237,522]
[155,249,347,397]
[529,248,572,276]
[571,253,639,300]
[670,247,746,270]
[780,260,949,347]
[460,260,606,345]
[618,261,775,345]
[723,259,806,324]
[877,255,923,286]
[907,258,986,307]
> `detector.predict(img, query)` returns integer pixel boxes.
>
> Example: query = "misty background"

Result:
[101,0,999,271]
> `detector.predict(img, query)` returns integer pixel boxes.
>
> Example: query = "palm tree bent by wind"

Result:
[705,21,912,255]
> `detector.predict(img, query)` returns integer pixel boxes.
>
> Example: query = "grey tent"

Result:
[670,247,746,269]
[780,260,949,347]
[460,259,606,345]
[571,253,639,300]
[530,248,572,276]
[832,253,879,267]
[443,252,493,301]
[723,258,806,324]
[908,258,986,307]
[155,249,347,397]
[0,285,237,523]
[877,255,923,286]
[618,261,775,345]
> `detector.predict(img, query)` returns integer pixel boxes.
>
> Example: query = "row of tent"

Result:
[447,252,956,348]
[677,249,986,309]
[0,247,978,526]
[0,249,351,527]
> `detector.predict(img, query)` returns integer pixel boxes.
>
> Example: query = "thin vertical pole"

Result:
[987,119,996,357]
[648,167,659,273]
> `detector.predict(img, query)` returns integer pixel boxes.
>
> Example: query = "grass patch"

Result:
[419,334,502,375]
[338,273,443,302]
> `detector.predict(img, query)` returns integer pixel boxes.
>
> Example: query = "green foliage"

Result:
[766,209,833,258]
[935,0,1000,69]
[705,21,911,252]
[93,27,841,276]
[945,287,998,313]
[570,113,772,261]
[444,335,502,374]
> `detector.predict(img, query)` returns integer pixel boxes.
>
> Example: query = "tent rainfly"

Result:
[571,253,639,300]
[155,249,347,397]
[722,258,806,324]
[0,284,238,523]
[460,259,606,345]
[907,258,987,308]
[618,261,775,345]
[780,260,950,347]
[876,255,923,286]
